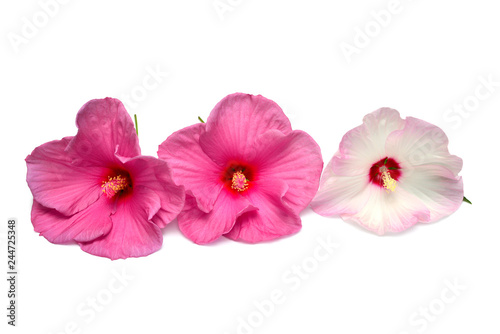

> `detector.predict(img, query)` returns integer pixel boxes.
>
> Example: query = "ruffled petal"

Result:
[178,192,256,245]
[199,93,292,165]
[31,196,114,244]
[337,108,405,176]
[311,156,372,216]
[249,130,323,213]
[399,165,463,222]
[343,185,431,234]
[122,155,185,228]
[225,180,301,243]
[66,98,140,166]
[26,137,108,216]
[158,123,222,213]
[80,186,162,260]
[386,117,463,175]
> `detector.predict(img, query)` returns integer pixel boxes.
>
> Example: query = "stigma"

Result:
[102,175,130,198]
[231,171,249,192]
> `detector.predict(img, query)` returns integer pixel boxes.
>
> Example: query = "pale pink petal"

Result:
[31,196,114,244]
[122,155,185,228]
[158,123,222,213]
[385,117,463,175]
[249,130,323,213]
[336,108,405,176]
[199,93,293,165]
[80,186,162,260]
[178,192,256,245]
[343,185,431,235]
[225,180,301,243]
[399,165,463,222]
[311,157,372,216]
[26,137,109,216]
[67,98,140,166]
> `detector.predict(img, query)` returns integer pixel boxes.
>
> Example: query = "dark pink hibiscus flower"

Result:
[158,93,323,244]
[26,98,185,259]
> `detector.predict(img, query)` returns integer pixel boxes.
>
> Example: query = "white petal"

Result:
[386,117,463,175]
[311,158,372,216]
[399,164,463,222]
[343,185,431,235]
[336,108,405,176]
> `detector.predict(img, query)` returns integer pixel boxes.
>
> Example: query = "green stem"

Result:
[463,196,472,204]
[198,116,205,123]
[134,114,139,136]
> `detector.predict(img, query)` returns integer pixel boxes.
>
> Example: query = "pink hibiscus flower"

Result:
[158,93,323,244]
[311,108,464,234]
[26,98,185,259]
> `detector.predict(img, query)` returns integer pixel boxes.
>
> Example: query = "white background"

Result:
[1,1,499,333]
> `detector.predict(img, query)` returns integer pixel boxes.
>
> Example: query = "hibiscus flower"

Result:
[26,98,185,259]
[158,93,323,244]
[311,107,464,234]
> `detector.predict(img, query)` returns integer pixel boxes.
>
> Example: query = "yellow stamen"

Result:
[381,170,397,192]
[101,175,129,198]
[231,171,249,192]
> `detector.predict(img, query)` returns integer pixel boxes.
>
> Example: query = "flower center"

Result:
[231,171,249,192]
[101,174,131,198]
[221,161,255,193]
[369,157,401,192]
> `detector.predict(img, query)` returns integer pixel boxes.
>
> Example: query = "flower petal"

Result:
[31,196,114,244]
[26,137,108,216]
[311,156,372,216]
[225,180,301,243]
[199,93,293,165]
[67,98,140,166]
[178,192,256,245]
[80,186,162,260]
[122,155,185,228]
[343,185,431,235]
[336,108,405,176]
[385,117,463,175]
[158,123,222,213]
[399,164,463,222]
[249,129,323,213]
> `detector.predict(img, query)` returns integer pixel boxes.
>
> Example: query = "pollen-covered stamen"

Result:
[380,167,397,192]
[101,175,130,198]
[369,157,401,191]
[231,171,249,192]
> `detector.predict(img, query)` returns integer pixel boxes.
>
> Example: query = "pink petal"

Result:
[225,180,301,243]
[178,192,256,245]
[399,165,463,222]
[80,186,162,260]
[158,123,223,213]
[122,155,185,228]
[385,117,463,175]
[336,108,405,176]
[311,156,372,216]
[31,196,114,243]
[26,137,109,216]
[67,98,140,166]
[249,129,323,213]
[199,93,293,165]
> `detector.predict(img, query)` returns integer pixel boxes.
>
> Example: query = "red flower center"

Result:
[369,157,401,192]
[101,171,132,198]
[221,161,256,193]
